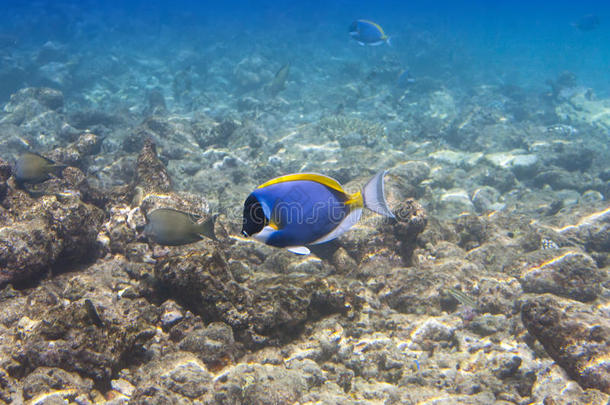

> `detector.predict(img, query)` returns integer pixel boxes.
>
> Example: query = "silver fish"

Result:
[144,208,217,246]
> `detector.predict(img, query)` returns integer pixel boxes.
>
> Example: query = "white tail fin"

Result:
[362,170,395,218]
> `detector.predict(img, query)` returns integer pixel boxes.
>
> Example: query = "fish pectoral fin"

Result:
[286,246,310,255]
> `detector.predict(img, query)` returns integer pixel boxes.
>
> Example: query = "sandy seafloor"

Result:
[0,2,608,404]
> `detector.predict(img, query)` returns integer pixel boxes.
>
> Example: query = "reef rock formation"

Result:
[522,294,610,394]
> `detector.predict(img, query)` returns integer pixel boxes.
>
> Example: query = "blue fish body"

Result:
[241,172,395,254]
[349,19,389,46]
[251,179,348,247]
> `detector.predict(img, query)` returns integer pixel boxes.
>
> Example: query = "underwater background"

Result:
[0,0,608,403]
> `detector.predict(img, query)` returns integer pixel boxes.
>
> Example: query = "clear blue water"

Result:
[1,0,609,102]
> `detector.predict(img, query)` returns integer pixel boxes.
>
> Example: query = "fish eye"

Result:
[241,195,266,237]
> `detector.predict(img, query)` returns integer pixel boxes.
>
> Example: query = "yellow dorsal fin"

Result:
[257,173,346,195]
[359,19,387,38]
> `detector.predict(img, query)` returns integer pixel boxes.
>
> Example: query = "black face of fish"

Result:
[241,195,266,237]
[348,21,358,35]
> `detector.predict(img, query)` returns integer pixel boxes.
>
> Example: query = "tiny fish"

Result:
[349,19,390,46]
[269,63,290,96]
[541,238,559,250]
[447,287,478,311]
[144,208,217,246]
[14,152,66,184]
[396,69,415,87]
[546,124,578,137]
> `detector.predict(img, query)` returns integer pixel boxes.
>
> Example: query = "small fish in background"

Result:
[13,152,66,185]
[0,34,18,49]
[269,63,290,96]
[541,238,559,250]
[349,19,391,46]
[572,14,600,32]
[241,171,395,255]
[447,287,479,321]
[546,124,578,137]
[143,208,217,246]
[396,69,415,87]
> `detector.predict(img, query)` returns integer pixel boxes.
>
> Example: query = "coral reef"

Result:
[0,38,608,404]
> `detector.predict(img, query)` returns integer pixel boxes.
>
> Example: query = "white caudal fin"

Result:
[362,170,395,218]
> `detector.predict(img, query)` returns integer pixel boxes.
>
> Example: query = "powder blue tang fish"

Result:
[241,171,395,254]
[349,19,390,46]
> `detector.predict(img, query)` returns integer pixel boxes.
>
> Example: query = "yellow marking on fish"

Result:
[345,190,364,208]
[257,173,346,195]
[358,19,388,38]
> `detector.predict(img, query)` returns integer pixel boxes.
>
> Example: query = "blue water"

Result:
[1,0,609,103]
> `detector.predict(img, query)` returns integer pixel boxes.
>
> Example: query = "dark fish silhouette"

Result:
[573,15,600,31]
[14,152,66,185]
[0,34,18,49]
[269,63,290,96]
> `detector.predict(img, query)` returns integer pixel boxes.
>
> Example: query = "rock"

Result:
[437,189,475,218]
[411,318,454,345]
[521,294,610,393]
[22,367,94,402]
[178,322,237,371]
[0,190,105,287]
[5,87,64,111]
[533,169,592,192]
[519,250,604,302]
[485,150,539,179]
[530,364,609,405]
[0,158,11,182]
[467,314,510,337]
[129,352,213,403]
[213,363,308,404]
[159,300,184,330]
[47,133,103,168]
[380,259,479,316]
[134,139,172,193]
[471,186,503,213]
[16,294,159,384]
[155,247,350,347]
[389,198,427,263]
[429,150,483,168]
[454,214,489,250]
[192,118,239,149]
[556,89,610,130]
[111,378,135,397]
